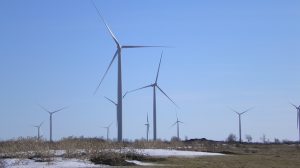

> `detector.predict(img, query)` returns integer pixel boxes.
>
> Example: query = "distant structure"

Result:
[102,122,113,141]
[231,108,253,143]
[104,96,118,129]
[33,121,43,141]
[291,103,300,142]
[145,113,150,141]
[171,114,183,140]
[91,0,163,142]
[123,52,179,140]
[40,105,67,142]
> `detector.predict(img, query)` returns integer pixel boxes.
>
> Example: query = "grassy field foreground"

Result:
[148,143,300,168]
[1,137,300,167]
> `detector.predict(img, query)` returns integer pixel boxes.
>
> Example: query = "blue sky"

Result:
[0,0,300,142]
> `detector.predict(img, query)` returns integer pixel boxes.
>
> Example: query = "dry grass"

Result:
[138,143,300,168]
[1,137,300,167]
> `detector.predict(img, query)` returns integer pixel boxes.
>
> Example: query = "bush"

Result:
[226,134,237,143]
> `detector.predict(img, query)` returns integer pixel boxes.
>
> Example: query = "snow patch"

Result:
[141,149,224,157]
[126,160,158,166]
[1,158,107,168]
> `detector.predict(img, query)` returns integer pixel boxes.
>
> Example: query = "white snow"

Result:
[1,158,107,168]
[126,160,158,166]
[0,149,223,167]
[140,149,224,157]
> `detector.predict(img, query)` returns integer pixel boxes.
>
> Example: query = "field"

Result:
[1,137,300,167]
[152,143,300,168]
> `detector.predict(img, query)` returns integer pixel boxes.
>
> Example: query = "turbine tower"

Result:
[291,103,300,142]
[91,0,163,142]
[231,108,252,143]
[145,113,150,141]
[124,52,179,140]
[102,122,113,141]
[40,105,67,142]
[33,121,43,141]
[171,114,183,140]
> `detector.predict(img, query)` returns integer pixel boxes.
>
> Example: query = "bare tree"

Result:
[227,133,237,143]
[245,134,252,143]
[274,138,280,144]
[261,134,267,143]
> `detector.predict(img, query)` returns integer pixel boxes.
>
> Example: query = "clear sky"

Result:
[0,0,299,142]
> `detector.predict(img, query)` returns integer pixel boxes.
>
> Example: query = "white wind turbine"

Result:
[40,105,67,142]
[33,121,43,141]
[104,95,127,131]
[231,107,253,143]
[124,52,179,140]
[91,0,164,142]
[104,96,118,129]
[102,122,113,141]
[171,114,183,140]
[145,113,150,141]
[291,103,300,142]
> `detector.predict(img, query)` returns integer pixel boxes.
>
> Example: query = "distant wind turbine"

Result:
[291,103,300,142]
[145,113,150,141]
[91,0,164,142]
[102,122,113,141]
[104,95,127,130]
[124,52,179,140]
[40,105,67,142]
[104,96,118,129]
[231,107,253,143]
[33,121,43,141]
[171,114,183,140]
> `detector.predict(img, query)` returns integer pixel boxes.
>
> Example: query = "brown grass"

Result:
[1,137,300,167]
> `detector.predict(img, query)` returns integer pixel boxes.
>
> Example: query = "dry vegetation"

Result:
[1,137,300,167]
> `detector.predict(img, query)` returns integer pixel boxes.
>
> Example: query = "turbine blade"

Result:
[104,96,117,106]
[91,0,119,46]
[155,51,163,83]
[38,105,51,113]
[123,91,129,98]
[147,113,149,123]
[123,84,153,98]
[94,50,118,95]
[291,103,298,109]
[122,45,167,48]
[241,107,253,115]
[52,106,68,114]
[108,122,113,128]
[170,122,177,127]
[39,121,44,127]
[229,107,240,115]
[156,85,179,108]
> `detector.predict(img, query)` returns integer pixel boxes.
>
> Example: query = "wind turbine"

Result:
[171,114,183,140]
[145,113,150,141]
[33,121,43,141]
[40,105,67,142]
[291,103,300,142]
[104,96,118,129]
[102,122,113,141]
[104,95,127,130]
[124,52,179,140]
[91,0,164,142]
[231,108,252,143]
